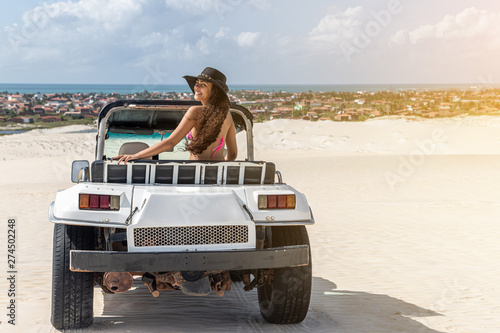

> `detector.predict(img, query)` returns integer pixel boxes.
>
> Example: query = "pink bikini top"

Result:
[186,132,225,158]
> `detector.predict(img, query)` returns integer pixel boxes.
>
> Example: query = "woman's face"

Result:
[194,80,213,104]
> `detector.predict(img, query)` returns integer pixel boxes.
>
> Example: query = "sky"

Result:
[1,0,500,85]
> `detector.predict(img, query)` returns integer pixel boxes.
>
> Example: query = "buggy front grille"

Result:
[133,225,249,247]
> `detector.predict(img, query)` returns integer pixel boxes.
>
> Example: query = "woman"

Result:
[114,67,237,163]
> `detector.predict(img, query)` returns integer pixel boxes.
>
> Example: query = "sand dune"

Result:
[1,117,500,332]
[243,117,500,155]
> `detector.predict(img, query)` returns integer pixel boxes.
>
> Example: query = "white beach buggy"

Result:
[49,100,314,330]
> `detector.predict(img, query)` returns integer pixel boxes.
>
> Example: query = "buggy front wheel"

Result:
[257,226,312,324]
[51,223,95,330]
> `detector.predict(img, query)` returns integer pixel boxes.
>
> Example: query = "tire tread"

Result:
[258,226,312,324]
[51,224,95,330]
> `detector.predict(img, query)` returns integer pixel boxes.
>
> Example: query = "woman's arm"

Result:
[225,115,238,161]
[114,106,200,164]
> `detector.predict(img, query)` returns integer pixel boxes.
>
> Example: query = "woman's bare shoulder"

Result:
[225,111,235,125]
[185,105,203,120]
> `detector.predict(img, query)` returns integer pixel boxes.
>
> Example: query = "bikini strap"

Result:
[211,135,225,158]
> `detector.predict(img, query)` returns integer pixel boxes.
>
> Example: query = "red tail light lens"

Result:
[100,195,110,209]
[258,194,296,209]
[90,195,99,209]
[79,194,120,210]
[277,195,287,208]
[267,195,277,209]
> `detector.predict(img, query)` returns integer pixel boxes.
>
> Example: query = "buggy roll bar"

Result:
[95,100,255,161]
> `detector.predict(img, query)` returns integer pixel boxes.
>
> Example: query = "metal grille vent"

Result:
[133,225,249,247]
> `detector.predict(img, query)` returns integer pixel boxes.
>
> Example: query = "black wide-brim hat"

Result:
[183,67,229,97]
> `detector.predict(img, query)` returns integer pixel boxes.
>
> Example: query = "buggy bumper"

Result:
[70,245,309,272]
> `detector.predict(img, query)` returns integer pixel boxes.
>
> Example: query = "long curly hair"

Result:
[185,87,230,156]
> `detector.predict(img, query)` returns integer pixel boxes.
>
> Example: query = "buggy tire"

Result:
[51,223,95,330]
[257,226,312,324]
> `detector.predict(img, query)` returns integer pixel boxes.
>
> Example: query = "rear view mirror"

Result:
[72,160,90,183]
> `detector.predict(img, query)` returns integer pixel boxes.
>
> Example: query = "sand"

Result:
[1,118,500,332]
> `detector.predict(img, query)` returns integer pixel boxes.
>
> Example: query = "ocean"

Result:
[1,83,499,95]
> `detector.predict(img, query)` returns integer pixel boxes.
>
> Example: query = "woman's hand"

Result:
[113,154,139,164]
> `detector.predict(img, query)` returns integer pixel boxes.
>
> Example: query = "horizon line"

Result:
[1,82,499,86]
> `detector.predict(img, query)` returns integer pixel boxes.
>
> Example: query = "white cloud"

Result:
[391,7,500,45]
[165,0,219,11]
[3,0,149,53]
[0,0,172,84]
[165,0,269,13]
[215,27,229,39]
[138,32,169,48]
[197,37,210,54]
[408,24,435,44]
[383,6,500,84]
[196,30,212,54]
[309,6,363,43]
[35,0,145,31]
[390,29,407,44]
[164,0,263,18]
[236,31,260,47]
[247,0,271,11]
[184,43,194,58]
[1,0,249,81]
[3,1,498,85]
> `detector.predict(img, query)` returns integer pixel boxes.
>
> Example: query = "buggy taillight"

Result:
[258,194,296,209]
[79,194,120,210]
